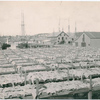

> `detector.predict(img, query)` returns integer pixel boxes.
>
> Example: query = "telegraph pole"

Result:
[88,75,92,99]
[58,17,61,32]
[21,11,25,36]
[68,19,70,36]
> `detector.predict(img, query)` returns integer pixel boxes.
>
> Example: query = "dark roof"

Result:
[75,32,100,39]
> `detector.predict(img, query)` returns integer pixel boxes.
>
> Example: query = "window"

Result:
[58,37,60,40]
[62,37,64,41]
[81,42,86,47]
[68,41,70,44]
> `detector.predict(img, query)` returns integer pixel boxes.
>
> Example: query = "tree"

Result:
[17,43,29,49]
[2,43,11,50]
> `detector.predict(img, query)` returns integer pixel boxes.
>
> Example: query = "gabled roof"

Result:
[75,32,100,39]
[48,31,69,38]
[86,32,100,39]
[57,31,69,37]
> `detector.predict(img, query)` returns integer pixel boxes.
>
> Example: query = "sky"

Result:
[0,1,100,36]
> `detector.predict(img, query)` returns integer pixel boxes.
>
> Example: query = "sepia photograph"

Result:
[0,1,100,99]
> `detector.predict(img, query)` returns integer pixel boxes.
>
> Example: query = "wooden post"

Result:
[57,63,60,72]
[89,61,90,69]
[88,75,92,100]
[15,65,17,72]
[87,62,88,69]
[79,63,81,70]
[24,69,26,85]
[12,80,14,89]
[35,78,39,99]
[60,59,62,63]
[67,68,69,81]
[82,62,84,69]
[94,60,96,68]
[32,79,36,99]
[29,79,31,85]
[51,65,52,71]
[71,60,73,67]
[20,67,23,76]
[73,74,75,81]
[81,74,83,82]
[3,89,4,99]
[99,55,100,61]
[11,73,14,88]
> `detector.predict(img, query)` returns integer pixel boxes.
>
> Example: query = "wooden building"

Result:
[73,32,100,47]
[56,31,69,44]
[49,31,72,45]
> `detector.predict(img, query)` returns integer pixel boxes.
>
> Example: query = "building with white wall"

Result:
[49,31,72,45]
[56,31,69,44]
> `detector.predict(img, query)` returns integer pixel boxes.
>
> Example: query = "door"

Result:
[62,37,64,41]
[81,42,86,47]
